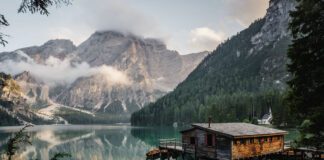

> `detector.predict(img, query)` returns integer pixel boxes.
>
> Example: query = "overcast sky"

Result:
[0,0,269,54]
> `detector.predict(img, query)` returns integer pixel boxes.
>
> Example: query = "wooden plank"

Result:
[232,135,284,159]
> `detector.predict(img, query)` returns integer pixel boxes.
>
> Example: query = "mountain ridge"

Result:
[131,0,297,126]
[0,30,208,124]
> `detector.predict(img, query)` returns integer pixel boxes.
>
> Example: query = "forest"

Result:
[131,19,297,127]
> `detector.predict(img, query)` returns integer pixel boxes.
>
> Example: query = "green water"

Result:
[0,125,298,160]
[0,125,182,160]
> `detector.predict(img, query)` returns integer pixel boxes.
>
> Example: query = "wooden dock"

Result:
[146,139,187,160]
[159,138,184,152]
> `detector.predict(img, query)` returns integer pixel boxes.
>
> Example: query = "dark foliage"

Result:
[0,14,9,46]
[18,0,71,15]
[55,107,130,124]
[50,152,71,160]
[0,110,20,126]
[131,18,296,127]
[3,125,72,160]
[6,124,33,160]
[286,0,324,149]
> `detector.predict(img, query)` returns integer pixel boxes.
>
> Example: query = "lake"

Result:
[0,125,182,160]
[0,125,297,160]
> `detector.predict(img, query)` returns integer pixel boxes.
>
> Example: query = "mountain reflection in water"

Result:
[0,125,182,160]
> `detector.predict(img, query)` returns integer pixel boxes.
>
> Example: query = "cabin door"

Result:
[216,136,231,159]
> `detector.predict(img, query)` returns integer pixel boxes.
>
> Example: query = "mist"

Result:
[0,52,130,86]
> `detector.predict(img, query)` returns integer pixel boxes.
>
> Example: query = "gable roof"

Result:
[191,123,287,138]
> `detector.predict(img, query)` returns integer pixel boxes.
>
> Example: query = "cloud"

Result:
[0,51,130,86]
[225,0,269,27]
[76,0,162,38]
[189,27,225,51]
[47,27,90,46]
[43,0,168,47]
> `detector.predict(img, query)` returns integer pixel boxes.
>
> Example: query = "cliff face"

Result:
[0,31,208,123]
[14,71,50,106]
[0,72,58,125]
[56,31,208,114]
[253,0,296,89]
[252,0,296,51]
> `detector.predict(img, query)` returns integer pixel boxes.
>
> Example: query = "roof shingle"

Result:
[192,123,287,138]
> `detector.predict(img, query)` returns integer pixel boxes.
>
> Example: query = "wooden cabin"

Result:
[181,123,287,160]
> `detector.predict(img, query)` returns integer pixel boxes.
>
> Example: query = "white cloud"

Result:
[225,0,269,27]
[46,0,168,47]
[76,0,163,39]
[189,27,225,52]
[0,51,130,86]
[47,27,91,46]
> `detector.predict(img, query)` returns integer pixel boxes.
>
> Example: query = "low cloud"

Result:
[189,27,225,52]
[225,0,269,27]
[0,51,130,86]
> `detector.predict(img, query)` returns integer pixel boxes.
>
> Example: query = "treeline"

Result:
[131,18,297,127]
[131,90,296,126]
[56,108,130,124]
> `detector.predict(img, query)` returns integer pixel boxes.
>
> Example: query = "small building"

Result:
[181,123,287,160]
[258,108,273,125]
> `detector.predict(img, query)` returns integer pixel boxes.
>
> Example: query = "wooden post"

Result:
[195,138,197,160]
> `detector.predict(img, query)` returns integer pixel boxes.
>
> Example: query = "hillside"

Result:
[131,0,297,126]
[0,72,60,125]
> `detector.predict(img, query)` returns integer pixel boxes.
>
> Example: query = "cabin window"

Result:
[207,134,213,146]
[269,137,272,142]
[264,137,268,142]
[240,139,245,145]
[190,137,196,145]
[249,138,254,144]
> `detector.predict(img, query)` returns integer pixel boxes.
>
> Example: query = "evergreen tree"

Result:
[287,0,324,149]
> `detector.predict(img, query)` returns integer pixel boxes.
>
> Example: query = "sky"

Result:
[0,0,269,54]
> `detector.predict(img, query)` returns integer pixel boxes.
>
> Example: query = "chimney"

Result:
[208,116,212,128]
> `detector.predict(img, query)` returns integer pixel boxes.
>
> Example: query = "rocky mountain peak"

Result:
[88,31,126,43]
[251,0,296,52]
[16,39,76,63]
[0,30,208,123]
[43,39,75,47]
[143,38,167,50]
[75,30,176,69]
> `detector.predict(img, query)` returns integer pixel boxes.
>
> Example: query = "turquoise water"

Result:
[0,125,182,160]
[0,125,298,160]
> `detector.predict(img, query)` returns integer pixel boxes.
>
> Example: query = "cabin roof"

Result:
[189,123,287,138]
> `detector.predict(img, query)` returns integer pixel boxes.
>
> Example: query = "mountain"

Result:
[0,72,61,125]
[0,31,208,124]
[0,39,76,63]
[131,0,297,126]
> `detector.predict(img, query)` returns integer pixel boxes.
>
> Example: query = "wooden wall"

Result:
[182,128,207,152]
[182,129,231,159]
[232,135,284,159]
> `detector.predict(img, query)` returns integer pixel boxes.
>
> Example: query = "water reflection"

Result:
[0,125,181,160]
[131,127,182,146]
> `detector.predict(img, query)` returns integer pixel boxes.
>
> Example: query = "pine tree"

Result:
[287,0,324,149]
